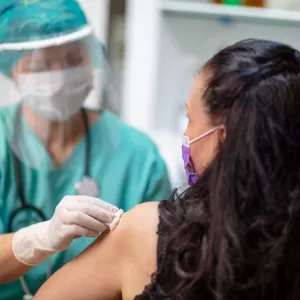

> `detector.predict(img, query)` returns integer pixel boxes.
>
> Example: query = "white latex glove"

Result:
[12,196,124,266]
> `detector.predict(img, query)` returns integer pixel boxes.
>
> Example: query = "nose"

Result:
[51,61,65,71]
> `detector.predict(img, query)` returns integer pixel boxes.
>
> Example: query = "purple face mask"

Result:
[182,127,218,186]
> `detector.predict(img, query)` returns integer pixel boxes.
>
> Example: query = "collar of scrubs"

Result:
[18,115,85,171]
[4,105,110,172]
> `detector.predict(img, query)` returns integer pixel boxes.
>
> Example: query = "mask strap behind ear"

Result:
[189,126,219,145]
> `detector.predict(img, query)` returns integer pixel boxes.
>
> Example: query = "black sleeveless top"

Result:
[134,199,190,300]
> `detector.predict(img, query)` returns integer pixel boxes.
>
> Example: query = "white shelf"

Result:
[160,1,300,25]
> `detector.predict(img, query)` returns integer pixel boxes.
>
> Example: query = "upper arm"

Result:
[35,202,160,300]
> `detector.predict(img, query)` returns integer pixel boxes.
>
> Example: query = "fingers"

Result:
[67,225,100,239]
[66,211,108,233]
[74,196,119,213]
[59,196,121,230]
[67,202,114,224]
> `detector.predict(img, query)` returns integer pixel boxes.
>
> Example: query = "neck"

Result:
[22,105,87,149]
[22,105,100,166]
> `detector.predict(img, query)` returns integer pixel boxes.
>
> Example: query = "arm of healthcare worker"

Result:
[0,196,123,284]
[0,233,31,283]
[35,202,159,300]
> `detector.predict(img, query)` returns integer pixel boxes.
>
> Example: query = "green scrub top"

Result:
[0,106,172,300]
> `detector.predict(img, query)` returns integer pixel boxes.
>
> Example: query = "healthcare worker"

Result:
[0,1,172,299]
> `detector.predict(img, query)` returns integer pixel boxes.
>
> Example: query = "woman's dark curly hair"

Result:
[151,39,300,299]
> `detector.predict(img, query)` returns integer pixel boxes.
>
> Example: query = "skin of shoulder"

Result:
[35,201,160,300]
[121,202,160,298]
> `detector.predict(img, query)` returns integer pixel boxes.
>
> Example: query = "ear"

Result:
[218,124,226,143]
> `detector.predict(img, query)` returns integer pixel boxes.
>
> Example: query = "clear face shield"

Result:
[0,26,119,171]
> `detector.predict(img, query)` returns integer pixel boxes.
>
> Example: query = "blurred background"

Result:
[64,0,300,188]
[4,0,300,188]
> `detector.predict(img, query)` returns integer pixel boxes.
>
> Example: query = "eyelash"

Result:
[185,115,191,125]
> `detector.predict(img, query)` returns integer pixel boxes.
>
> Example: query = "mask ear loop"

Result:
[182,135,190,147]
[189,126,219,145]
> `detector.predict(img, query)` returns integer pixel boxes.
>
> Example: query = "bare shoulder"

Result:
[85,201,160,265]
[114,201,160,261]
[117,202,160,298]
[92,200,160,271]
[121,202,160,234]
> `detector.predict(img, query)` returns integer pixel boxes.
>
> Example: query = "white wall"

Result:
[122,0,162,133]
[78,0,109,44]
[156,12,300,131]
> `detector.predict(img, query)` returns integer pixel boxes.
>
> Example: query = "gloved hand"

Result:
[12,196,124,266]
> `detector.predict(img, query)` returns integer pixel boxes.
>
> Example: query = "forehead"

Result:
[22,42,86,62]
[187,72,207,111]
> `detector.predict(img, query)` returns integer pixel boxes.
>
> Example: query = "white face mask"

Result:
[17,66,94,121]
